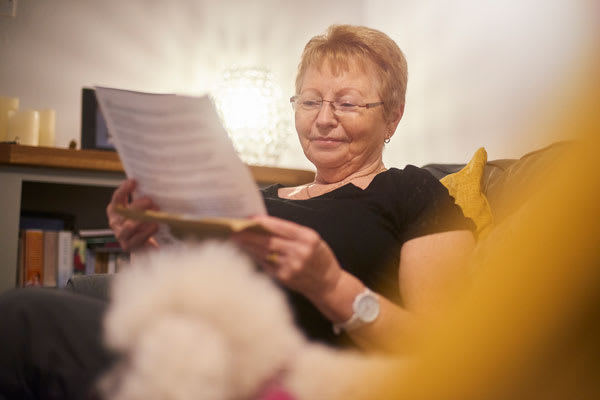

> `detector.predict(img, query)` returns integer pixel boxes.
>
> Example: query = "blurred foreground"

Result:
[372,48,600,399]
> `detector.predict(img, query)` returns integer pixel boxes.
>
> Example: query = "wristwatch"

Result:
[333,288,380,334]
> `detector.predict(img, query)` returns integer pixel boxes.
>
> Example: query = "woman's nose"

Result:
[315,101,338,128]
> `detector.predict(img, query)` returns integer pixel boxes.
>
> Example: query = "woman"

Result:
[107,25,475,349]
[0,25,474,399]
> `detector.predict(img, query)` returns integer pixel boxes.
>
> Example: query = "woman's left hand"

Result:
[231,215,344,301]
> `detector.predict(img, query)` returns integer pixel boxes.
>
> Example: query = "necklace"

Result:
[304,165,387,198]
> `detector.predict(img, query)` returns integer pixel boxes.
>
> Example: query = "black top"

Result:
[261,166,475,346]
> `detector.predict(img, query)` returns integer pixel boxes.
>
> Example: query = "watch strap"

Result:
[332,288,379,335]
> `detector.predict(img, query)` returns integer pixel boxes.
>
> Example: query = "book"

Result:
[94,252,109,274]
[24,230,44,286]
[72,237,87,275]
[107,253,117,274]
[78,231,121,250]
[20,216,65,231]
[93,87,268,241]
[76,229,124,275]
[57,231,73,288]
[85,248,95,275]
[78,228,115,238]
[42,231,58,287]
[20,211,75,231]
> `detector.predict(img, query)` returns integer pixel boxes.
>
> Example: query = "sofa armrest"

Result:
[65,274,113,302]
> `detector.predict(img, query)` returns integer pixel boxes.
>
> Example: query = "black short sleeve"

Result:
[396,165,476,242]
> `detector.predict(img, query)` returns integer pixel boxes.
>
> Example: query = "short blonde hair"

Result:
[295,24,408,122]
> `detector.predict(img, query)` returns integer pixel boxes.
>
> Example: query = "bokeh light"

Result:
[213,67,291,166]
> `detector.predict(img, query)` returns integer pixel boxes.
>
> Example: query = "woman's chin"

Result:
[306,152,349,170]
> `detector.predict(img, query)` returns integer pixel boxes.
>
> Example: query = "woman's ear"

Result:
[386,104,405,137]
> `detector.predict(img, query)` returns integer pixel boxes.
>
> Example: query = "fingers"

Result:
[107,179,160,252]
[122,222,159,251]
[232,231,295,261]
[108,180,156,214]
[108,195,157,231]
[128,196,157,212]
[113,219,158,251]
[107,180,134,221]
[231,230,271,248]
[234,214,323,258]
[147,237,160,249]
[233,215,343,296]
[233,226,321,282]
[110,179,136,207]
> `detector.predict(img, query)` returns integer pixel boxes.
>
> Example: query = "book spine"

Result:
[42,231,58,287]
[94,252,108,274]
[72,237,87,275]
[85,248,96,275]
[57,231,73,288]
[20,217,65,231]
[107,253,117,274]
[24,230,44,286]
[78,228,114,237]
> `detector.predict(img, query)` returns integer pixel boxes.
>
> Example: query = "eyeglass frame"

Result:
[289,95,384,114]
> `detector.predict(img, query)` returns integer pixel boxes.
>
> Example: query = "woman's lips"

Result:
[311,137,347,146]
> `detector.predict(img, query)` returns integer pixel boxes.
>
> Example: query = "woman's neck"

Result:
[278,159,387,200]
[313,159,386,185]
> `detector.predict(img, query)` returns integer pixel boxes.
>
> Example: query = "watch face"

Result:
[356,293,379,323]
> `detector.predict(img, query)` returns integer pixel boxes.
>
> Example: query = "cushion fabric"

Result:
[439,148,494,239]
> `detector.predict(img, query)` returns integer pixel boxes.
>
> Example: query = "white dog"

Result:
[99,241,402,400]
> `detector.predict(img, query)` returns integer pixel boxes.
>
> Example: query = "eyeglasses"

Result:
[290,95,384,115]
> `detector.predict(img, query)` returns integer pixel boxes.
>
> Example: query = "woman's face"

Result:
[295,60,393,174]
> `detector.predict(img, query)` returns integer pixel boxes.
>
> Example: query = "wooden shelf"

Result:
[0,144,122,172]
[0,143,315,293]
[0,144,314,186]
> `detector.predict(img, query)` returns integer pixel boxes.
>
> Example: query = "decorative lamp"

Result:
[213,67,290,166]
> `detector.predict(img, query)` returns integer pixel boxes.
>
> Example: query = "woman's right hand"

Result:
[106,179,160,252]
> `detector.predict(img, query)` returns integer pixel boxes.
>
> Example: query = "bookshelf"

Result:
[0,144,315,293]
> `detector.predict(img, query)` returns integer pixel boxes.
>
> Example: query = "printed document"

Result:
[94,87,267,239]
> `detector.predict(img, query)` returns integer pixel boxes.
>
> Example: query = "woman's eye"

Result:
[303,100,321,107]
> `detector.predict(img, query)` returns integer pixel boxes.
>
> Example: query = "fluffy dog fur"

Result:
[100,241,401,400]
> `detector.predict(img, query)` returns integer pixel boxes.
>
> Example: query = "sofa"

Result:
[65,141,572,301]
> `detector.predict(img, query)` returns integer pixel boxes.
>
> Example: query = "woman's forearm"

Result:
[305,270,417,353]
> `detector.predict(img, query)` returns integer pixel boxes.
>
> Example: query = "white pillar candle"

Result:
[7,110,40,146]
[0,96,19,142]
[38,109,56,147]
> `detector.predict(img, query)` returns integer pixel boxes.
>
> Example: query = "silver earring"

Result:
[384,137,391,144]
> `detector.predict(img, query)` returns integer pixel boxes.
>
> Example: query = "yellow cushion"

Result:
[440,148,494,239]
